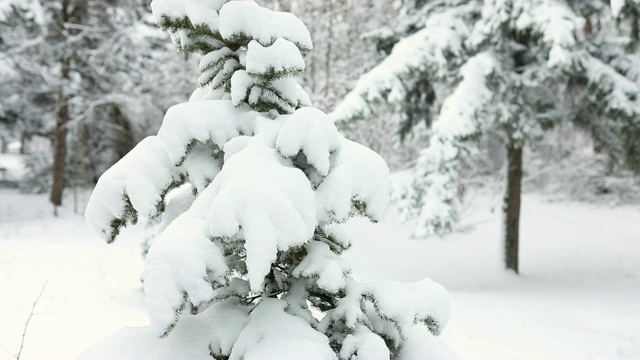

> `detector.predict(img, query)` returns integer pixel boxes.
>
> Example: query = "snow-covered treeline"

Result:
[0,0,198,205]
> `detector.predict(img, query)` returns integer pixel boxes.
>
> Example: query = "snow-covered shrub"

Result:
[82,1,455,359]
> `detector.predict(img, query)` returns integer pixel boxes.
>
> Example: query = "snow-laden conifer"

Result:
[82,1,456,358]
[333,0,640,273]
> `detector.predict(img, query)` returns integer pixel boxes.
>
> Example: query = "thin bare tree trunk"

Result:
[20,131,27,154]
[503,141,523,273]
[308,2,317,95]
[50,46,70,215]
[324,0,334,100]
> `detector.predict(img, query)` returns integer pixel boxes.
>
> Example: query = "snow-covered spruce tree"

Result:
[333,0,640,273]
[82,1,454,359]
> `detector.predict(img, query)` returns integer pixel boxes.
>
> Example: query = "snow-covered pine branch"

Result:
[580,53,640,118]
[398,52,498,237]
[82,1,455,359]
[331,1,478,138]
[611,0,640,18]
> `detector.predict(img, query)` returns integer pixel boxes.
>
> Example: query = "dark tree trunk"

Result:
[503,141,523,274]
[50,53,70,214]
[629,6,640,52]
[583,15,593,36]
[20,131,27,154]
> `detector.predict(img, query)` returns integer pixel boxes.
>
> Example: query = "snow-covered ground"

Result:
[0,188,639,359]
[347,195,640,360]
[0,189,148,360]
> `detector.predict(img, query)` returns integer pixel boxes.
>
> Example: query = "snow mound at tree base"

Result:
[78,315,460,360]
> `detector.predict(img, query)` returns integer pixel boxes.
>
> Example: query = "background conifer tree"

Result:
[333,0,640,273]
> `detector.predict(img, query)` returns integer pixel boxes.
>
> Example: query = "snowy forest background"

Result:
[3,0,640,211]
[0,0,639,359]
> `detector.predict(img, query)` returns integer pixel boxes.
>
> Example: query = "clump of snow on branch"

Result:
[320,278,450,353]
[276,107,340,176]
[157,100,255,164]
[292,241,351,293]
[152,0,312,115]
[316,138,391,223]
[340,324,390,359]
[150,0,224,31]
[246,39,305,75]
[219,1,312,52]
[611,0,626,17]
[84,136,181,243]
[229,299,335,360]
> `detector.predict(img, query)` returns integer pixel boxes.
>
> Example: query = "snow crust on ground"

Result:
[0,189,148,360]
[1,185,639,359]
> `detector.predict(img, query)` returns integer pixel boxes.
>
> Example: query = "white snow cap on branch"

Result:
[229,299,335,360]
[276,107,340,176]
[246,39,305,75]
[84,136,179,242]
[157,100,255,164]
[611,0,625,17]
[315,138,391,223]
[292,241,351,293]
[150,0,223,29]
[434,52,496,141]
[219,1,312,51]
[340,324,390,359]
[319,277,450,354]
